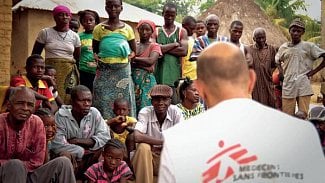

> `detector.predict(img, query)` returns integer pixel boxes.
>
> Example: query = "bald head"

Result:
[196,42,255,107]
[197,42,249,86]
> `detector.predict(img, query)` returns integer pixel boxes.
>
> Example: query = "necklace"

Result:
[57,31,68,40]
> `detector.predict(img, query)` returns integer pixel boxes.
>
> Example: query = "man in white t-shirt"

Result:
[159,42,325,183]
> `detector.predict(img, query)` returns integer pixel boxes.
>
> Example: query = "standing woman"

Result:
[176,77,205,120]
[92,0,136,119]
[32,5,81,104]
[131,20,162,114]
[78,10,100,92]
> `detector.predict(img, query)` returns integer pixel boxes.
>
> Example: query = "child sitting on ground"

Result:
[84,139,134,182]
[106,98,137,144]
[34,108,57,163]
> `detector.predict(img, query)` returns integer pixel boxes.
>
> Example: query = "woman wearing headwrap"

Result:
[92,0,136,119]
[131,20,162,114]
[32,5,81,104]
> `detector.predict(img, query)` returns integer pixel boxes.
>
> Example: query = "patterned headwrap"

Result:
[136,20,156,34]
[289,18,305,30]
[53,5,72,17]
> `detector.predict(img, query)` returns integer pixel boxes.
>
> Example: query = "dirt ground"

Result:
[311,82,322,104]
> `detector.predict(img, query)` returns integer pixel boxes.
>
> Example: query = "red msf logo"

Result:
[202,140,258,183]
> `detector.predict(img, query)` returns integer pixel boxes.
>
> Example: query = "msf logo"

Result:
[202,140,258,183]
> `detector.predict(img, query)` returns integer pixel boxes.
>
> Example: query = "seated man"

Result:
[51,85,110,179]
[10,54,57,113]
[0,86,76,182]
[126,85,183,183]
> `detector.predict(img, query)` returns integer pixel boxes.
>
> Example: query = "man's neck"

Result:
[156,112,167,125]
[26,75,39,88]
[7,115,25,131]
[71,110,84,126]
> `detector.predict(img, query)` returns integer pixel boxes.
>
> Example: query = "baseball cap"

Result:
[309,106,325,122]
[289,18,305,30]
[150,85,173,98]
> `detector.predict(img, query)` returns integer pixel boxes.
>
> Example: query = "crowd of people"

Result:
[1,0,325,182]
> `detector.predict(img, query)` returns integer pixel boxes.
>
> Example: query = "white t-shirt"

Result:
[36,27,81,59]
[159,98,325,183]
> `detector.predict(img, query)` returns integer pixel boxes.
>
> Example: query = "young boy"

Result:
[10,54,57,113]
[106,98,137,144]
[84,139,133,182]
[44,65,64,107]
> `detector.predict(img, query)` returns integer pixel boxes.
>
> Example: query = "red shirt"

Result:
[0,113,46,171]
[10,75,54,110]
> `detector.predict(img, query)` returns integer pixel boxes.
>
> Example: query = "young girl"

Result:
[34,108,57,163]
[78,9,100,92]
[85,139,133,183]
[131,20,162,114]
[92,0,136,119]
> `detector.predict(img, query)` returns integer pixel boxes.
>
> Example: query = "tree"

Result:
[124,0,203,21]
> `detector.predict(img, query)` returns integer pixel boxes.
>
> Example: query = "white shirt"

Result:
[36,27,81,59]
[135,105,183,140]
[159,98,325,183]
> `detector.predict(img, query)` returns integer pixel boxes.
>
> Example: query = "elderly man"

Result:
[51,85,110,179]
[192,14,228,55]
[250,27,277,108]
[0,86,75,182]
[276,18,325,116]
[158,42,325,182]
[126,84,183,183]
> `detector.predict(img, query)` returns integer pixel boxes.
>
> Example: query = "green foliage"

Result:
[199,0,216,13]
[124,0,163,15]
[124,0,203,22]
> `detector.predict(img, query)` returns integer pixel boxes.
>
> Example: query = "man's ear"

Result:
[194,79,205,99]
[248,69,256,95]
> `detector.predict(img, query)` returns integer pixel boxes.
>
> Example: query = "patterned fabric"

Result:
[155,27,181,86]
[193,35,229,52]
[10,75,54,110]
[92,23,136,119]
[250,44,276,108]
[0,113,46,171]
[132,42,161,113]
[93,62,136,119]
[176,103,205,120]
[45,58,79,104]
[84,161,133,183]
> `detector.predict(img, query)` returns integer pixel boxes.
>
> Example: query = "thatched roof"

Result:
[198,0,288,47]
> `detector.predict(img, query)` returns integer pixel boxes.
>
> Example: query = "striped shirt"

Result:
[84,161,133,183]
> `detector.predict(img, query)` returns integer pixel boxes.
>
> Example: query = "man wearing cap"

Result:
[126,84,183,183]
[276,18,325,116]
